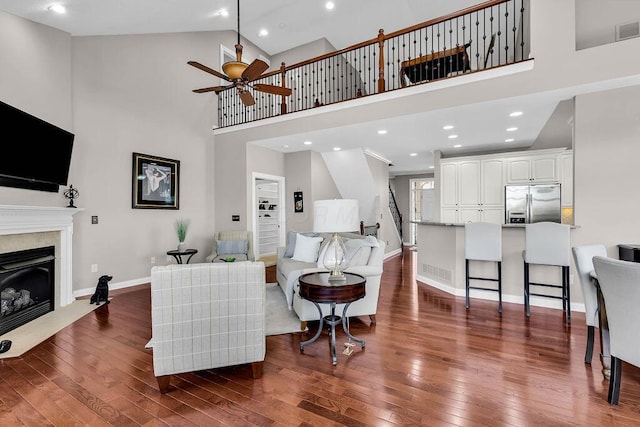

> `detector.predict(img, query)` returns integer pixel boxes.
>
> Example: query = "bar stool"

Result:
[523,222,571,323]
[465,222,503,313]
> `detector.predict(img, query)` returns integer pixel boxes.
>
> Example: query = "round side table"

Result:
[166,249,197,264]
[298,271,366,365]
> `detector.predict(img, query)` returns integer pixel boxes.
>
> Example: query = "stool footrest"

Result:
[469,285,500,292]
[468,276,499,282]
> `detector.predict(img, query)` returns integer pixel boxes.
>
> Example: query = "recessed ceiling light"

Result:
[325,2,335,10]
[448,134,458,139]
[506,127,518,132]
[409,153,418,157]
[283,145,289,148]
[509,111,523,117]
[505,138,515,142]
[303,140,312,145]
[443,125,454,130]
[429,166,435,169]
[258,29,269,37]
[333,147,341,151]
[215,8,229,17]
[453,144,462,148]
[377,129,387,135]
[48,4,66,14]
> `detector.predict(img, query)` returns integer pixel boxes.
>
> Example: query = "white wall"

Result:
[576,0,640,50]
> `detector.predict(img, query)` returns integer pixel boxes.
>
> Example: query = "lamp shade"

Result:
[313,199,360,233]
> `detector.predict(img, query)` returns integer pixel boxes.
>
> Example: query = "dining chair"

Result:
[592,256,640,404]
[464,222,502,312]
[523,222,571,323]
[572,244,607,363]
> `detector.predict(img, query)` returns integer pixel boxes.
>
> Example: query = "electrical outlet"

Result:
[91,264,98,273]
[91,216,98,224]
[151,257,156,264]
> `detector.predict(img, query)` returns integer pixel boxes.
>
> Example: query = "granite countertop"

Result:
[411,220,579,229]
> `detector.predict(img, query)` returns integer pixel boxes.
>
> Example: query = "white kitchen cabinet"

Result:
[506,154,559,184]
[457,160,481,206]
[441,162,458,208]
[441,208,459,224]
[440,157,504,224]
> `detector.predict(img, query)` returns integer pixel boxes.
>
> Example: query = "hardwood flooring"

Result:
[1,247,640,426]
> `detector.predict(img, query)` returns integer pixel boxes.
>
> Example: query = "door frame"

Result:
[252,172,286,259]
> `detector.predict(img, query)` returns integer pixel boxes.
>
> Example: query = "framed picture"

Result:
[132,152,180,209]
[294,191,303,213]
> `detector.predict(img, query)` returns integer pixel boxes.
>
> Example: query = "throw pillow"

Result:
[292,233,323,263]
[217,239,248,255]
[284,230,298,258]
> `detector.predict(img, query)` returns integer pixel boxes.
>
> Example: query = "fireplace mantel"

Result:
[0,205,83,307]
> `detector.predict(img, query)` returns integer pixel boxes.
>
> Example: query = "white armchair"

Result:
[150,261,265,393]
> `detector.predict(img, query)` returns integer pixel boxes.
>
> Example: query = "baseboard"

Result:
[384,248,402,260]
[73,276,150,298]
[415,273,586,313]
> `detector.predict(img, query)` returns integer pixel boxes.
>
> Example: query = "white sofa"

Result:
[150,261,265,393]
[276,232,385,327]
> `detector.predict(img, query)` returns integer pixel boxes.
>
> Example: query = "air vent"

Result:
[616,21,640,42]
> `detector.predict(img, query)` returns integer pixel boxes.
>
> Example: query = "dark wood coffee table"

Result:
[298,272,366,365]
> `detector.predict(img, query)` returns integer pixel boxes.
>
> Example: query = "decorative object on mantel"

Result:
[63,185,79,208]
[175,218,190,251]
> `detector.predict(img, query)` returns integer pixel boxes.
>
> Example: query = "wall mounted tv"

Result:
[0,100,74,192]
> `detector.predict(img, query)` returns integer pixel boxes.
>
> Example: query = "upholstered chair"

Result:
[464,222,503,313]
[592,256,640,404]
[150,262,266,393]
[206,230,254,262]
[572,244,607,364]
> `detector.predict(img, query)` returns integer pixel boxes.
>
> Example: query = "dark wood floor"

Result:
[2,247,640,426]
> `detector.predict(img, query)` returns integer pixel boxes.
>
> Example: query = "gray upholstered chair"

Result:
[592,256,640,404]
[206,230,254,262]
[464,222,503,313]
[572,244,607,364]
[523,222,571,323]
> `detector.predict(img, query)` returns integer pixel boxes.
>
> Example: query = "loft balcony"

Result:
[216,0,530,128]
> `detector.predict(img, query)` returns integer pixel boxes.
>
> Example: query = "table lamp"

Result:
[313,199,360,281]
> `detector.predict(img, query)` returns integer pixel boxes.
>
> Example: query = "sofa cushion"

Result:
[217,239,248,255]
[284,231,320,258]
[349,246,372,267]
[292,233,323,263]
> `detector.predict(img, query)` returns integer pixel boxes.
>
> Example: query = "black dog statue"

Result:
[90,274,113,305]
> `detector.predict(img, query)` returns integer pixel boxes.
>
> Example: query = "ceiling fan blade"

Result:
[253,84,292,96]
[187,61,231,81]
[239,90,256,106]
[242,59,269,81]
[192,84,234,94]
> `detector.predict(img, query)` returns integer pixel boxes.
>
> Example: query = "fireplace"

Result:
[0,246,55,336]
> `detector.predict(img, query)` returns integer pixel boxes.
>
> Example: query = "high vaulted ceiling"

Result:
[0,0,479,55]
[0,0,577,175]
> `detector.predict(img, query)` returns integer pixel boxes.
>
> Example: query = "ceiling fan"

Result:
[188,0,292,106]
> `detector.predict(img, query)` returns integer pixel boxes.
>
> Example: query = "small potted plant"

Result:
[175,219,190,252]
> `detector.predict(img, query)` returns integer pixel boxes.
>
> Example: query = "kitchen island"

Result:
[412,221,583,312]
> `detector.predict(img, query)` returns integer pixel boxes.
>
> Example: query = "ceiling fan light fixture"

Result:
[222,61,249,80]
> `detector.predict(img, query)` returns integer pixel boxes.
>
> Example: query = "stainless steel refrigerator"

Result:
[505,183,561,224]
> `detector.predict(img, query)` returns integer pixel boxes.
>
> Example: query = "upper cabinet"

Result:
[439,148,571,225]
[506,153,559,184]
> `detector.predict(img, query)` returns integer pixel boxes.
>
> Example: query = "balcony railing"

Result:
[218,0,529,128]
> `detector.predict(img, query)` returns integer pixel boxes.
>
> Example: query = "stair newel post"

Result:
[377,29,386,94]
[280,62,287,115]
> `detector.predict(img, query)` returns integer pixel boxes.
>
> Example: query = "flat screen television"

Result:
[0,100,74,192]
